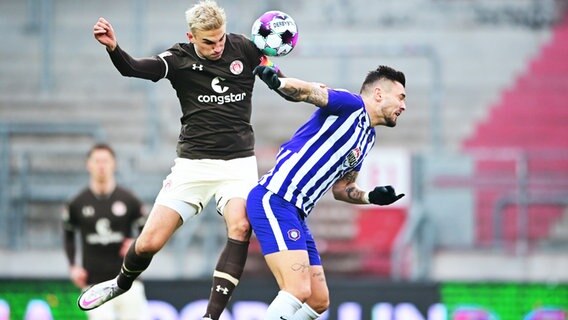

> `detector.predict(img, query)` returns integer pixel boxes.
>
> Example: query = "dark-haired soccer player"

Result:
[79,1,288,319]
[64,143,149,320]
[249,65,407,320]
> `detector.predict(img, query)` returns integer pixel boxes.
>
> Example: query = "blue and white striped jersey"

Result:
[259,89,376,216]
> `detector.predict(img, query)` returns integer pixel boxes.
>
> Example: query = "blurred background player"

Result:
[249,65,406,319]
[63,143,149,320]
[80,1,289,319]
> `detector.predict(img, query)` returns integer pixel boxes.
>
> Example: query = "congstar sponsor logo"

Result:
[198,76,246,104]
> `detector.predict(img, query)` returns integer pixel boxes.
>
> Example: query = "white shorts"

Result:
[154,156,259,221]
[86,280,149,320]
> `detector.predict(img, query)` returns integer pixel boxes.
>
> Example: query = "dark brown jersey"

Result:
[63,186,145,284]
[107,33,264,160]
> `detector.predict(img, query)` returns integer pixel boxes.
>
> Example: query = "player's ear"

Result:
[186,32,194,43]
[375,86,382,100]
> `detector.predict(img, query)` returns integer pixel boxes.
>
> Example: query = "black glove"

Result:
[253,65,281,90]
[368,185,405,206]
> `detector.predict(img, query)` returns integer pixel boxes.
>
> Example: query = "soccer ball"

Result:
[251,11,299,57]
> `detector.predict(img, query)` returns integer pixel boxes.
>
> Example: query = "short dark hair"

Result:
[87,143,116,159]
[360,65,406,93]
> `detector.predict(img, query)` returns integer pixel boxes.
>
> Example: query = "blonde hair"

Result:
[185,0,226,33]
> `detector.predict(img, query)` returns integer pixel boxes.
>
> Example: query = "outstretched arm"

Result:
[254,66,329,107]
[332,171,405,205]
[93,17,165,81]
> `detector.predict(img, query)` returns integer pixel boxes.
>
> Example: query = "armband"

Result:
[259,56,280,74]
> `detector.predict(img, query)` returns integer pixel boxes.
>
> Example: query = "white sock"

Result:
[292,303,321,320]
[265,290,303,320]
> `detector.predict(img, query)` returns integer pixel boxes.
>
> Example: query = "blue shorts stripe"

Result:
[261,190,288,251]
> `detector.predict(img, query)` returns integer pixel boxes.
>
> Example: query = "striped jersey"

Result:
[259,89,376,216]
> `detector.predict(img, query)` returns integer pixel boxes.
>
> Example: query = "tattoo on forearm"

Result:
[346,187,365,202]
[281,87,302,99]
[341,171,357,184]
[282,83,327,105]
[305,86,323,105]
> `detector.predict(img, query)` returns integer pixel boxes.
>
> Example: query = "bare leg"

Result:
[292,265,329,319]
[117,204,183,290]
[264,250,312,319]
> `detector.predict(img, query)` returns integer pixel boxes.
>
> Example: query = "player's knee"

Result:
[135,236,164,256]
[287,283,312,302]
[310,294,330,314]
[226,217,251,240]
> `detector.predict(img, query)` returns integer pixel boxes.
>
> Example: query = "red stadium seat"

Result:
[463,13,568,248]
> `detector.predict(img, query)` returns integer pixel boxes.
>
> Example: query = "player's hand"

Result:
[253,65,281,90]
[70,265,88,289]
[120,238,134,257]
[368,185,405,206]
[93,17,117,51]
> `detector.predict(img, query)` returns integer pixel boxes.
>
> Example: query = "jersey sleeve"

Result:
[324,89,365,116]
[107,45,166,82]
[62,199,78,265]
[63,199,78,230]
[156,44,185,81]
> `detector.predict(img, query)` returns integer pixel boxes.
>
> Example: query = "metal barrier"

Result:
[429,149,568,249]
[394,149,568,280]
[492,193,568,252]
[391,203,436,280]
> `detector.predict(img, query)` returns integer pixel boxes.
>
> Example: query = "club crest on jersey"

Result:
[344,147,362,168]
[82,206,95,217]
[230,60,243,75]
[287,229,301,241]
[112,201,127,217]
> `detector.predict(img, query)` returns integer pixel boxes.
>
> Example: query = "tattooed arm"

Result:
[331,171,370,204]
[254,65,329,107]
[278,78,329,107]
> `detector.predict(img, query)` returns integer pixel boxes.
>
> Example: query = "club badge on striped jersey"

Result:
[344,147,362,168]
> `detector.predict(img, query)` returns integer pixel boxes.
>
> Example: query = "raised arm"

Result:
[254,66,329,107]
[93,17,165,81]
